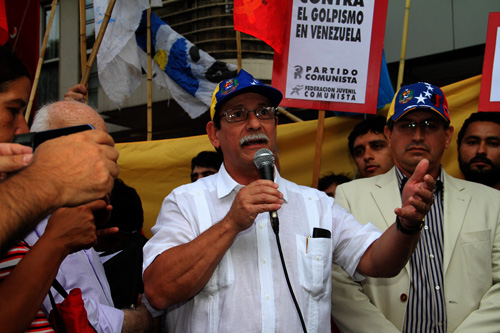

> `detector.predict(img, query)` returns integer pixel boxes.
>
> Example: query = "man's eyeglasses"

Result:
[221,106,277,123]
[394,119,443,134]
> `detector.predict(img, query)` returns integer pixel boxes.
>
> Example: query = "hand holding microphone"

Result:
[254,148,280,234]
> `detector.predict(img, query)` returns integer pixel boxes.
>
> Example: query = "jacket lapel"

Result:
[442,171,470,274]
[371,168,402,230]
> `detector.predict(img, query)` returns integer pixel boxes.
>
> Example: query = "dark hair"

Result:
[457,112,500,148]
[318,172,351,191]
[213,110,222,129]
[348,116,387,156]
[191,151,223,172]
[0,45,30,93]
[107,178,144,233]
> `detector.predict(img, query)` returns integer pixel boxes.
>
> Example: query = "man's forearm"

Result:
[0,237,68,331]
[357,223,420,277]
[0,167,61,254]
[144,217,241,310]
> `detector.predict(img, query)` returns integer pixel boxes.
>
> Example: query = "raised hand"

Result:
[29,130,119,207]
[44,199,109,255]
[64,83,88,103]
[225,179,283,232]
[395,158,435,229]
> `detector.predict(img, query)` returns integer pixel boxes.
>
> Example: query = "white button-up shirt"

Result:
[143,164,380,332]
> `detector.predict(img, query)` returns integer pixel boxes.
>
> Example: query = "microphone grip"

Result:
[270,212,279,235]
[258,164,279,234]
[259,165,273,181]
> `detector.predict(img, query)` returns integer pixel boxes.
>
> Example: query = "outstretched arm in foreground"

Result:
[0,130,119,254]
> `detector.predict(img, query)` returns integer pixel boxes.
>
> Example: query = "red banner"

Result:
[233,0,288,54]
[0,0,8,45]
[479,12,500,112]
[6,0,40,80]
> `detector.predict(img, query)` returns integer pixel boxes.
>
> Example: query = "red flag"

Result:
[6,0,40,79]
[233,0,287,54]
[0,0,8,45]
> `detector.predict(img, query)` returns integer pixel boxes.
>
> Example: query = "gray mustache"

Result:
[240,133,269,146]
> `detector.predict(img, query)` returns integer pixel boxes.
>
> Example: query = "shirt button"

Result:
[435,286,441,291]
[262,259,267,264]
[400,293,408,302]
[265,295,270,300]
[424,225,429,230]
[259,224,264,229]
[430,254,435,259]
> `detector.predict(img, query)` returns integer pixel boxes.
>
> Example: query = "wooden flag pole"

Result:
[311,110,325,188]
[81,0,117,87]
[147,4,153,141]
[236,31,242,71]
[396,0,411,90]
[79,0,87,77]
[79,0,88,103]
[25,0,58,122]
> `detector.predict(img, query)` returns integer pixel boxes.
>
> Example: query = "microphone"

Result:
[253,148,279,234]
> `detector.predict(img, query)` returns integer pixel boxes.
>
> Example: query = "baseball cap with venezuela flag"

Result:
[387,82,450,123]
[210,69,283,120]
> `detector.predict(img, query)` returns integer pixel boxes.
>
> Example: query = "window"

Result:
[37,1,59,108]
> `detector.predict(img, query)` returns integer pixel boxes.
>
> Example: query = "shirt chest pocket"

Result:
[296,234,332,299]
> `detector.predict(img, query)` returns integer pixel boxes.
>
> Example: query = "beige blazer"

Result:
[331,168,500,332]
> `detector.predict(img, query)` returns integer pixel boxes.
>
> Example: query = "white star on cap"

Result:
[424,90,432,98]
[415,93,427,104]
[251,79,259,85]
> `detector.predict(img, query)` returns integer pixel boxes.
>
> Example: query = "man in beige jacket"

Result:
[332,82,500,332]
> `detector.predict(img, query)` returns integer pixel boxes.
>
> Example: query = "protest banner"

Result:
[273,0,388,114]
[479,12,500,112]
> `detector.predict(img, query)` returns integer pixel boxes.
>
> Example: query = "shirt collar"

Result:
[216,162,288,202]
[395,166,444,194]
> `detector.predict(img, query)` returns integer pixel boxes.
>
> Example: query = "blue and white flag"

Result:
[135,11,237,118]
[95,1,237,119]
[94,0,161,108]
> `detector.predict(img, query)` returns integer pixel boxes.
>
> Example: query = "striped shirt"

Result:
[396,167,446,332]
[0,241,55,333]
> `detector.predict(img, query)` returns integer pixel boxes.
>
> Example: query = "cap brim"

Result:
[393,105,450,123]
[215,85,283,112]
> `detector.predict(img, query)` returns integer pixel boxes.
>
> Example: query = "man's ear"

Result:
[206,121,220,149]
[444,125,454,149]
[384,125,392,147]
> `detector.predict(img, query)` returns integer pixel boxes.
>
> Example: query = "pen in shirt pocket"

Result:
[306,227,331,252]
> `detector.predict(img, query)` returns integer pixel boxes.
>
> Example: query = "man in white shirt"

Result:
[143,70,435,332]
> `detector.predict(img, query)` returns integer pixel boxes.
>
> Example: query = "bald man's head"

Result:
[31,100,107,132]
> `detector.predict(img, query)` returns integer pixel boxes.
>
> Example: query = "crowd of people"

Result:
[1,42,500,333]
